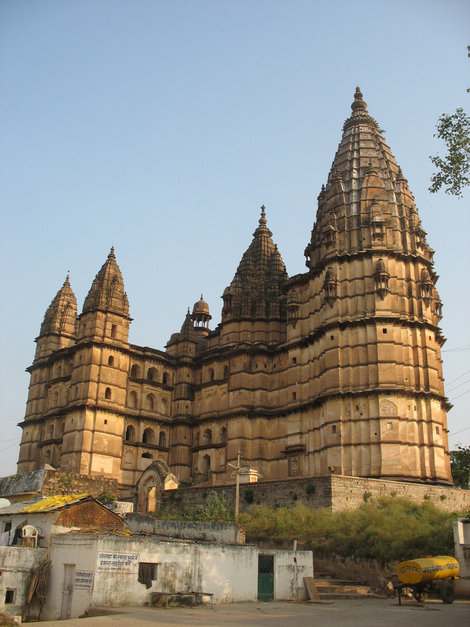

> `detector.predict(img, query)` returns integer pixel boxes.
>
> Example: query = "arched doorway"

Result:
[135,460,179,515]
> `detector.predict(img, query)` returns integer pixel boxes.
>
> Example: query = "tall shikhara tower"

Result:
[16,88,452,494]
[294,87,450,482]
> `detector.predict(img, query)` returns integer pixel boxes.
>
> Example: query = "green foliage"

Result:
[305,483,316,495]
[97,490,117,504]
[182,491,235,522]
[429,107,470,196]
[363,491,372,502]
[240,498,461,565]
[450,444,470,489]
[429,45,470,197]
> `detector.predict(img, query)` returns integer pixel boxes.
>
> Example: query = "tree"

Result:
[450,444,470,489]
[429,46,470,197]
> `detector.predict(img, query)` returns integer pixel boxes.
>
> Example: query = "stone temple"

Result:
[16,88,452,502]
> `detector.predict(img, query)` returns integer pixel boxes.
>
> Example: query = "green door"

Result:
[258,554,274,601]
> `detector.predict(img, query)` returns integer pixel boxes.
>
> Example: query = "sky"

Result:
[0,0,469,478]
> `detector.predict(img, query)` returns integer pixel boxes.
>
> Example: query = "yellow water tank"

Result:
[396,556,459,585]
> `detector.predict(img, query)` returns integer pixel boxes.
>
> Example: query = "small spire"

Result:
[259,204,267,227]
[109,246,115,259]
[351,86,367,112]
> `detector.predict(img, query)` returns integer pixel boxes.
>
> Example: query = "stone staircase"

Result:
[308,575,385,601]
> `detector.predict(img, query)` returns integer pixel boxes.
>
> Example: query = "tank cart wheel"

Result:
[413,588,428,603]
[439,583,455,604]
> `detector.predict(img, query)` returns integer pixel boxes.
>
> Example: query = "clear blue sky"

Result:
[1,0,469,478]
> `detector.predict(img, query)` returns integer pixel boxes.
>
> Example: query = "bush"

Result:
[182,491,234,522]
[240,497,462,565]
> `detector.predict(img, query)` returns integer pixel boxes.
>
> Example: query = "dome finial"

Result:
[259,204,267,226]
[351,86,367,112]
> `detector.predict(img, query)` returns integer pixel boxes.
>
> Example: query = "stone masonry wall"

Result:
[41,470,118,499]
[163,475,470,514]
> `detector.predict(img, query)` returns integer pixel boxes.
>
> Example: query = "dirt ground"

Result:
[23,598,470,627]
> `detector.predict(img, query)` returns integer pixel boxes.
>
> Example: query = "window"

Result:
[147,367,157,383]
[332,425,337,434]
[219,427,227,443]
[128,390,137,409]
[292,357,297,364]
[4,522,12,533]
[111,324,117,338]
[105,387,112,400]
[145,394,155,411]
[202,428,212,445]
[130,364,140,378]
[292,392,297,400]
[162,372,169,386]
[202,454,211,472]
[5,589,16,604]
[125,425,136,441]
[138,562,158,587]
[143,428,156,445]
[108,355,115,366]
[159,431,167,447]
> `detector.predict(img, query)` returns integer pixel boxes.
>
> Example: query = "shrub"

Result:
[182,491,234,522]
[240,497,462,565]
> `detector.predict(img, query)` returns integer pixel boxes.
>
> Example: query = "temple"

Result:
[16,89,452,501]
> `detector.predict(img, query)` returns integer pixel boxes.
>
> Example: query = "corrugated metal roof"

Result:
[0,494,89,515]
[23,493,88,512]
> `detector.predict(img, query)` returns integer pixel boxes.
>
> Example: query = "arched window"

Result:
[142,452,152,459]
[147,367,157,383]
[219,427,227,443]
[46,424,54,439]
[128,390,138,409]
[162,371,169,386]
[142,428,156,445]
[202,428,212,445]
[44,449,51,464]
[111,324,117,339]
[130,364,141,379]
[202,454,211,473]
[108,355,115,366]
[145,394,155,411]
[125,425,136,442]
[104,387,112,400]
[159,431,167,447]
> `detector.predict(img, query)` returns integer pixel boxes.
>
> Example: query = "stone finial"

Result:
[259,204,267,227]
[351,86,367,112]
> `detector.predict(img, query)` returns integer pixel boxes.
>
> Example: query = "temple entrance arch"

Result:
[135,460,179,515]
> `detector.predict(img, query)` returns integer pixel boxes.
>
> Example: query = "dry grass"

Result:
[313,555,394,589]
